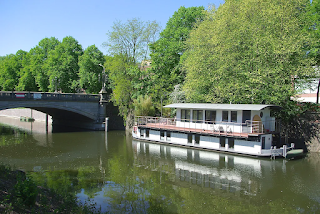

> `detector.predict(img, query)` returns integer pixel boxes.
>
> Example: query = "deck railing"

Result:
[135,116,280,136]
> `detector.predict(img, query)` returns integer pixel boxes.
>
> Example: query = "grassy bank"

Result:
[0,165,101,213]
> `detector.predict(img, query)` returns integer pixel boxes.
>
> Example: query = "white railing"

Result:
[135,116,280,136]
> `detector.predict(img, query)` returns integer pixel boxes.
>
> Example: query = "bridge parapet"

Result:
[0,91,100,102]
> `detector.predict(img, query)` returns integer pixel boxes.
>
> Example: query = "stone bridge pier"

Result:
[0,91,124,131]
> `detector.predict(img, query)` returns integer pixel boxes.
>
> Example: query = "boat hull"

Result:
[132,127,286,158]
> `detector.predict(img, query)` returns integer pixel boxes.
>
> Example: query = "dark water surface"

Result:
[0,119,320,213]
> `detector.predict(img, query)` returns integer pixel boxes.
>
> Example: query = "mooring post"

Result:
[105,117,109,132]
[45,114,48,133]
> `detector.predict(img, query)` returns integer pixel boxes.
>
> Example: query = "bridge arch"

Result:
[0,91,124,131]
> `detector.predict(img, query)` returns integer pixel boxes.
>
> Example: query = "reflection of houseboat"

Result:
[132,140,282,196]
[132,103,302,158]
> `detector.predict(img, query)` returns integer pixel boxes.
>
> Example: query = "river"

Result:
[0,118,319,213]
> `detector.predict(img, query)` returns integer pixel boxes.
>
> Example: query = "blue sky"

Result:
[0,0,224,56]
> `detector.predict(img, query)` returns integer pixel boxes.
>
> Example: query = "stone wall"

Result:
[308,138,320,153]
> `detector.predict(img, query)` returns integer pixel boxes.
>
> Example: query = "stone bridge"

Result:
[0,91,124,131]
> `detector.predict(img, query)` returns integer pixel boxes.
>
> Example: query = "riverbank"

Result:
[0,109,52,122]
[0,165,101,213]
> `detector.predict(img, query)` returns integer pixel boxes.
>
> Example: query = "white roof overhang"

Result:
[163,103,281,111]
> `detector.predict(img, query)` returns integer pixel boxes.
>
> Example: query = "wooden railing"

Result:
[0,91,100,102]
[135,116,280,135]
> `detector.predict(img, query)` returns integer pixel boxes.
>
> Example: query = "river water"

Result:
[0,118,320,213]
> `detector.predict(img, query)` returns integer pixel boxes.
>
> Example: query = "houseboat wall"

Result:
[175,108,276,133]
[135,128,274,156]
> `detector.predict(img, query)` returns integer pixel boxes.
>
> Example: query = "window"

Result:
[160,131,165,140]
[188,134,192,144]
[195,134,200,144]
[146,129,149,138]
[140,129,144,137]
[181,109,191,122]
[231,111,237,122]
[228,138,234,149]
[262,137,265,149]
[205,111,216,124]
[193,110,203,123]
[166,131,171,141]
[222,111,229,122]
[220,137,226,148]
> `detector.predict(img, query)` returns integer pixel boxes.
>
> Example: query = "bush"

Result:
[14,177,38,207]
[134,95,155,116]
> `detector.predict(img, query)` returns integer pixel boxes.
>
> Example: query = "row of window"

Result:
[140,129,235,149]
[181,109,238,123]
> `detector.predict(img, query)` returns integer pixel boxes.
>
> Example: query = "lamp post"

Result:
[98,64,107,103]
[99,64,106,93]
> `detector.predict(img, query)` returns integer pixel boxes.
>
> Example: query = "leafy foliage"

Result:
[181,0,319,141]
[78,45,105,94]
[148,6,206,108]
[183,0,315,105]
[133,95,155,116]
[104,18,161,64]
[32,37,61,91]
[0,51,25,91]
[14,177,38,207]
[47,36,83,92]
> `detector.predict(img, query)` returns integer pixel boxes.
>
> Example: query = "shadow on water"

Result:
[51,124,95,133]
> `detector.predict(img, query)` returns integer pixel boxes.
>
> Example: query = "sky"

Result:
[0,0,225,56]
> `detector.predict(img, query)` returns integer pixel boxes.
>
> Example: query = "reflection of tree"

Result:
[30,166,104,198]
[104,155,179,213]
[0,124,29,147]
[77,166,104,198]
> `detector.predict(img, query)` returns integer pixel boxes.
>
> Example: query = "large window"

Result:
[192,110,203,123]
[188,134,192,144]
[220,137,226,148]
[228,138,234,149]
[205,111,216,124]
[222,111,229,122]
[195,134,200,144]
[181,109,190,122]
[231,111,237,122]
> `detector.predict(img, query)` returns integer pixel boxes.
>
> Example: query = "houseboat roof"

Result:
[164,103,280,111]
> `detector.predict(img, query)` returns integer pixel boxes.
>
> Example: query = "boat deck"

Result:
[137,123,263,138]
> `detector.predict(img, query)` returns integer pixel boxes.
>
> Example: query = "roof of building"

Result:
[163,103,281,111]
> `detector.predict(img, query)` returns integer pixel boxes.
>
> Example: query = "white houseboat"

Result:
[132,103,303,158]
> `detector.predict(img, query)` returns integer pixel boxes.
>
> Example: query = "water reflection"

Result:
[0,121,319,213]
[133,141,280,197]
[132,141,320,213]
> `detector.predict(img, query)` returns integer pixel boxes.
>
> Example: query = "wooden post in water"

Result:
[45,114,48,133]
[105,117,109,132]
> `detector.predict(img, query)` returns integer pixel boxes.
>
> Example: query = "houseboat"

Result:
[132,103,303,158]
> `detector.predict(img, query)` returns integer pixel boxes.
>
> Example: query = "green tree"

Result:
[78,45,105,94]
[105,55,135,126]
[16,49,38,91]
[183,0,315,104]
[182,0,317,142]
[104,18,161,64]
[47,36,83,92]
[105,54,150,127]
[32,37,60,92]
[0,50,27,91]
[148,6,206,108]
